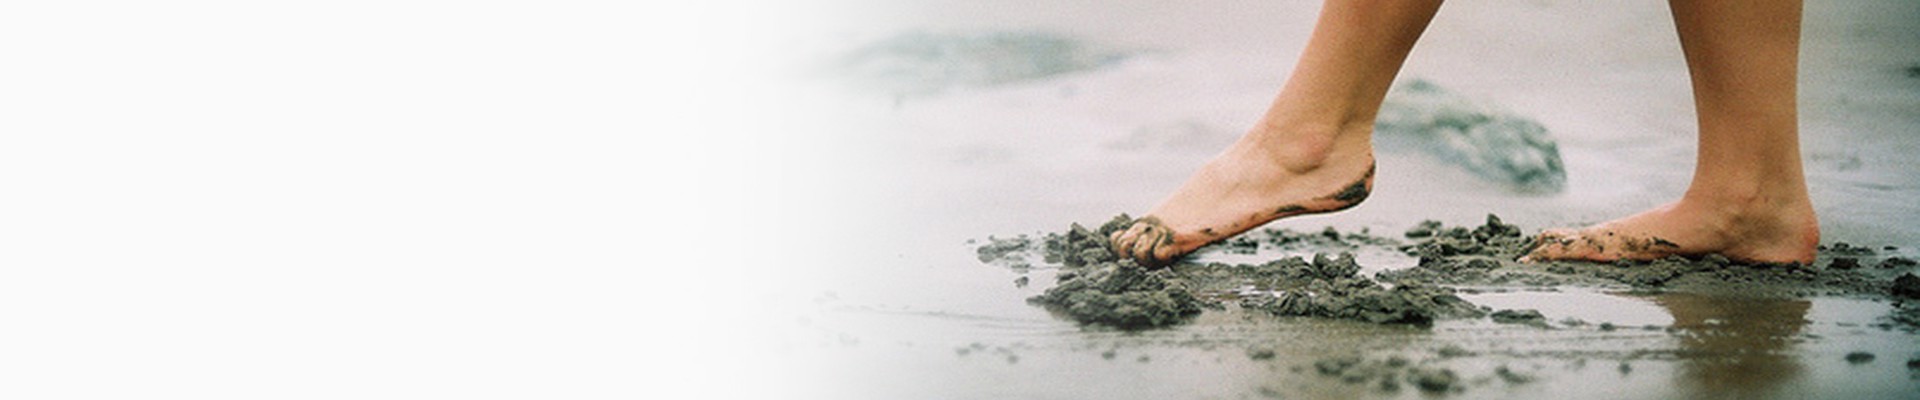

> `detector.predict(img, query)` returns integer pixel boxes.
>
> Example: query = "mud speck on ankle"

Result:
[1324,165,1374,203]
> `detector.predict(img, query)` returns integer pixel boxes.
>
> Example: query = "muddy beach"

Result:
[967,212,1920,396]
[765,1,1920,399]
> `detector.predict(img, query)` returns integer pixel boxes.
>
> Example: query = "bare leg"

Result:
[1110,0,1442,265]
[1524,0,1818,264]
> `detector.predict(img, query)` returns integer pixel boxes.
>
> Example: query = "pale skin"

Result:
[1112,0,1818,266]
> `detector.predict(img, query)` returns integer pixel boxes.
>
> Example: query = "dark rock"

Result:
[1829,257,1861,270]
[1314,355,1361,376]
[1472,214,1522,241]
[1895,274,1920,299]
[1491,309,1547,326]
[1495,365,1534,384]
[1406,220,1442,238]
[1407,367,1459,393]
[1437,345,1472,358]
[1845,352,1875,364]
[1247,347,1277,360]
[1828,242,1875,256]
[1879,257,1917,269]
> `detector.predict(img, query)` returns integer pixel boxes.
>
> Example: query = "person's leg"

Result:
[1110,0,1443,265]
[1524,0,1818,264]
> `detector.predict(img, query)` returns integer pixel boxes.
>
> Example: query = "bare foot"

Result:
[1521,196,1819,265]
[1110,126,1375,266]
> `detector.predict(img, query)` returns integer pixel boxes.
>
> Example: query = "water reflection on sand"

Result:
[1645,293,1811,400]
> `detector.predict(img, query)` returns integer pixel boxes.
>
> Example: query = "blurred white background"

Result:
[0,1,815,398]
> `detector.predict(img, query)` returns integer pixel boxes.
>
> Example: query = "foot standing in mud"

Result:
[1112,0,1818,266]
[1525,0,1817,264]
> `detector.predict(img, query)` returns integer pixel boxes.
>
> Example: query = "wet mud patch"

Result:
[1026,259,1205,330]
[1000,215,1484,329]
[1228,256,1484,325]
[1381,215,1902,299]
[1016,215,1202,329]
[980,213,1920,332]
[1284,351,1555,396]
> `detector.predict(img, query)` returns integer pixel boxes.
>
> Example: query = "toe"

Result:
[1130,225,1163,263]
[1522,231,1575,262]
[1150,234,1181,262]
[1112,222,1148,257]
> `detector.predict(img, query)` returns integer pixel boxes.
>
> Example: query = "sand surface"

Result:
[759,1,1920,398]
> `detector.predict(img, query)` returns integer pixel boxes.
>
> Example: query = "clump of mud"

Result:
[1230,225,1403,254]
[1378,215,1564,286]
[1013,215,1481,328]
[1026,259,1205,329]
[1894,273,1920,299]
[1490,309,1548,328]
[1307,354,1466,394]
[1039,214,1133,267]
[1381,215,1893,297]
[1018,215,1204,329]
[984,213,1920,330]
[974,234,1036,273]
[1228,253,1482,324]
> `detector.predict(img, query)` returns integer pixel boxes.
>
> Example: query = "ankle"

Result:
[1245,119,1372,174]
[1680,182,1810,213]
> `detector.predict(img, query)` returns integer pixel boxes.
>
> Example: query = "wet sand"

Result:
[969,214,1920,397]
[762,0,1920,398]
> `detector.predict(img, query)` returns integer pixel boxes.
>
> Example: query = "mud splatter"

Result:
[1324,165,1374,203]
[976,235,1034,264]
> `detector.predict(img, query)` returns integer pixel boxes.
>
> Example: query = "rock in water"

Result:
[1376,79,1566,192]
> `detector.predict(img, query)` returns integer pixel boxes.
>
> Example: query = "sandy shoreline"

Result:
[766,1,1920,398]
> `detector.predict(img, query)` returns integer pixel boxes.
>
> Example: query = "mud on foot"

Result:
[1110,160,1375,267]
[1520,199,1819,265]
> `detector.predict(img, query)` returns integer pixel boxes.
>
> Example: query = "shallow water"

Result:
[764,1,1920,398]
